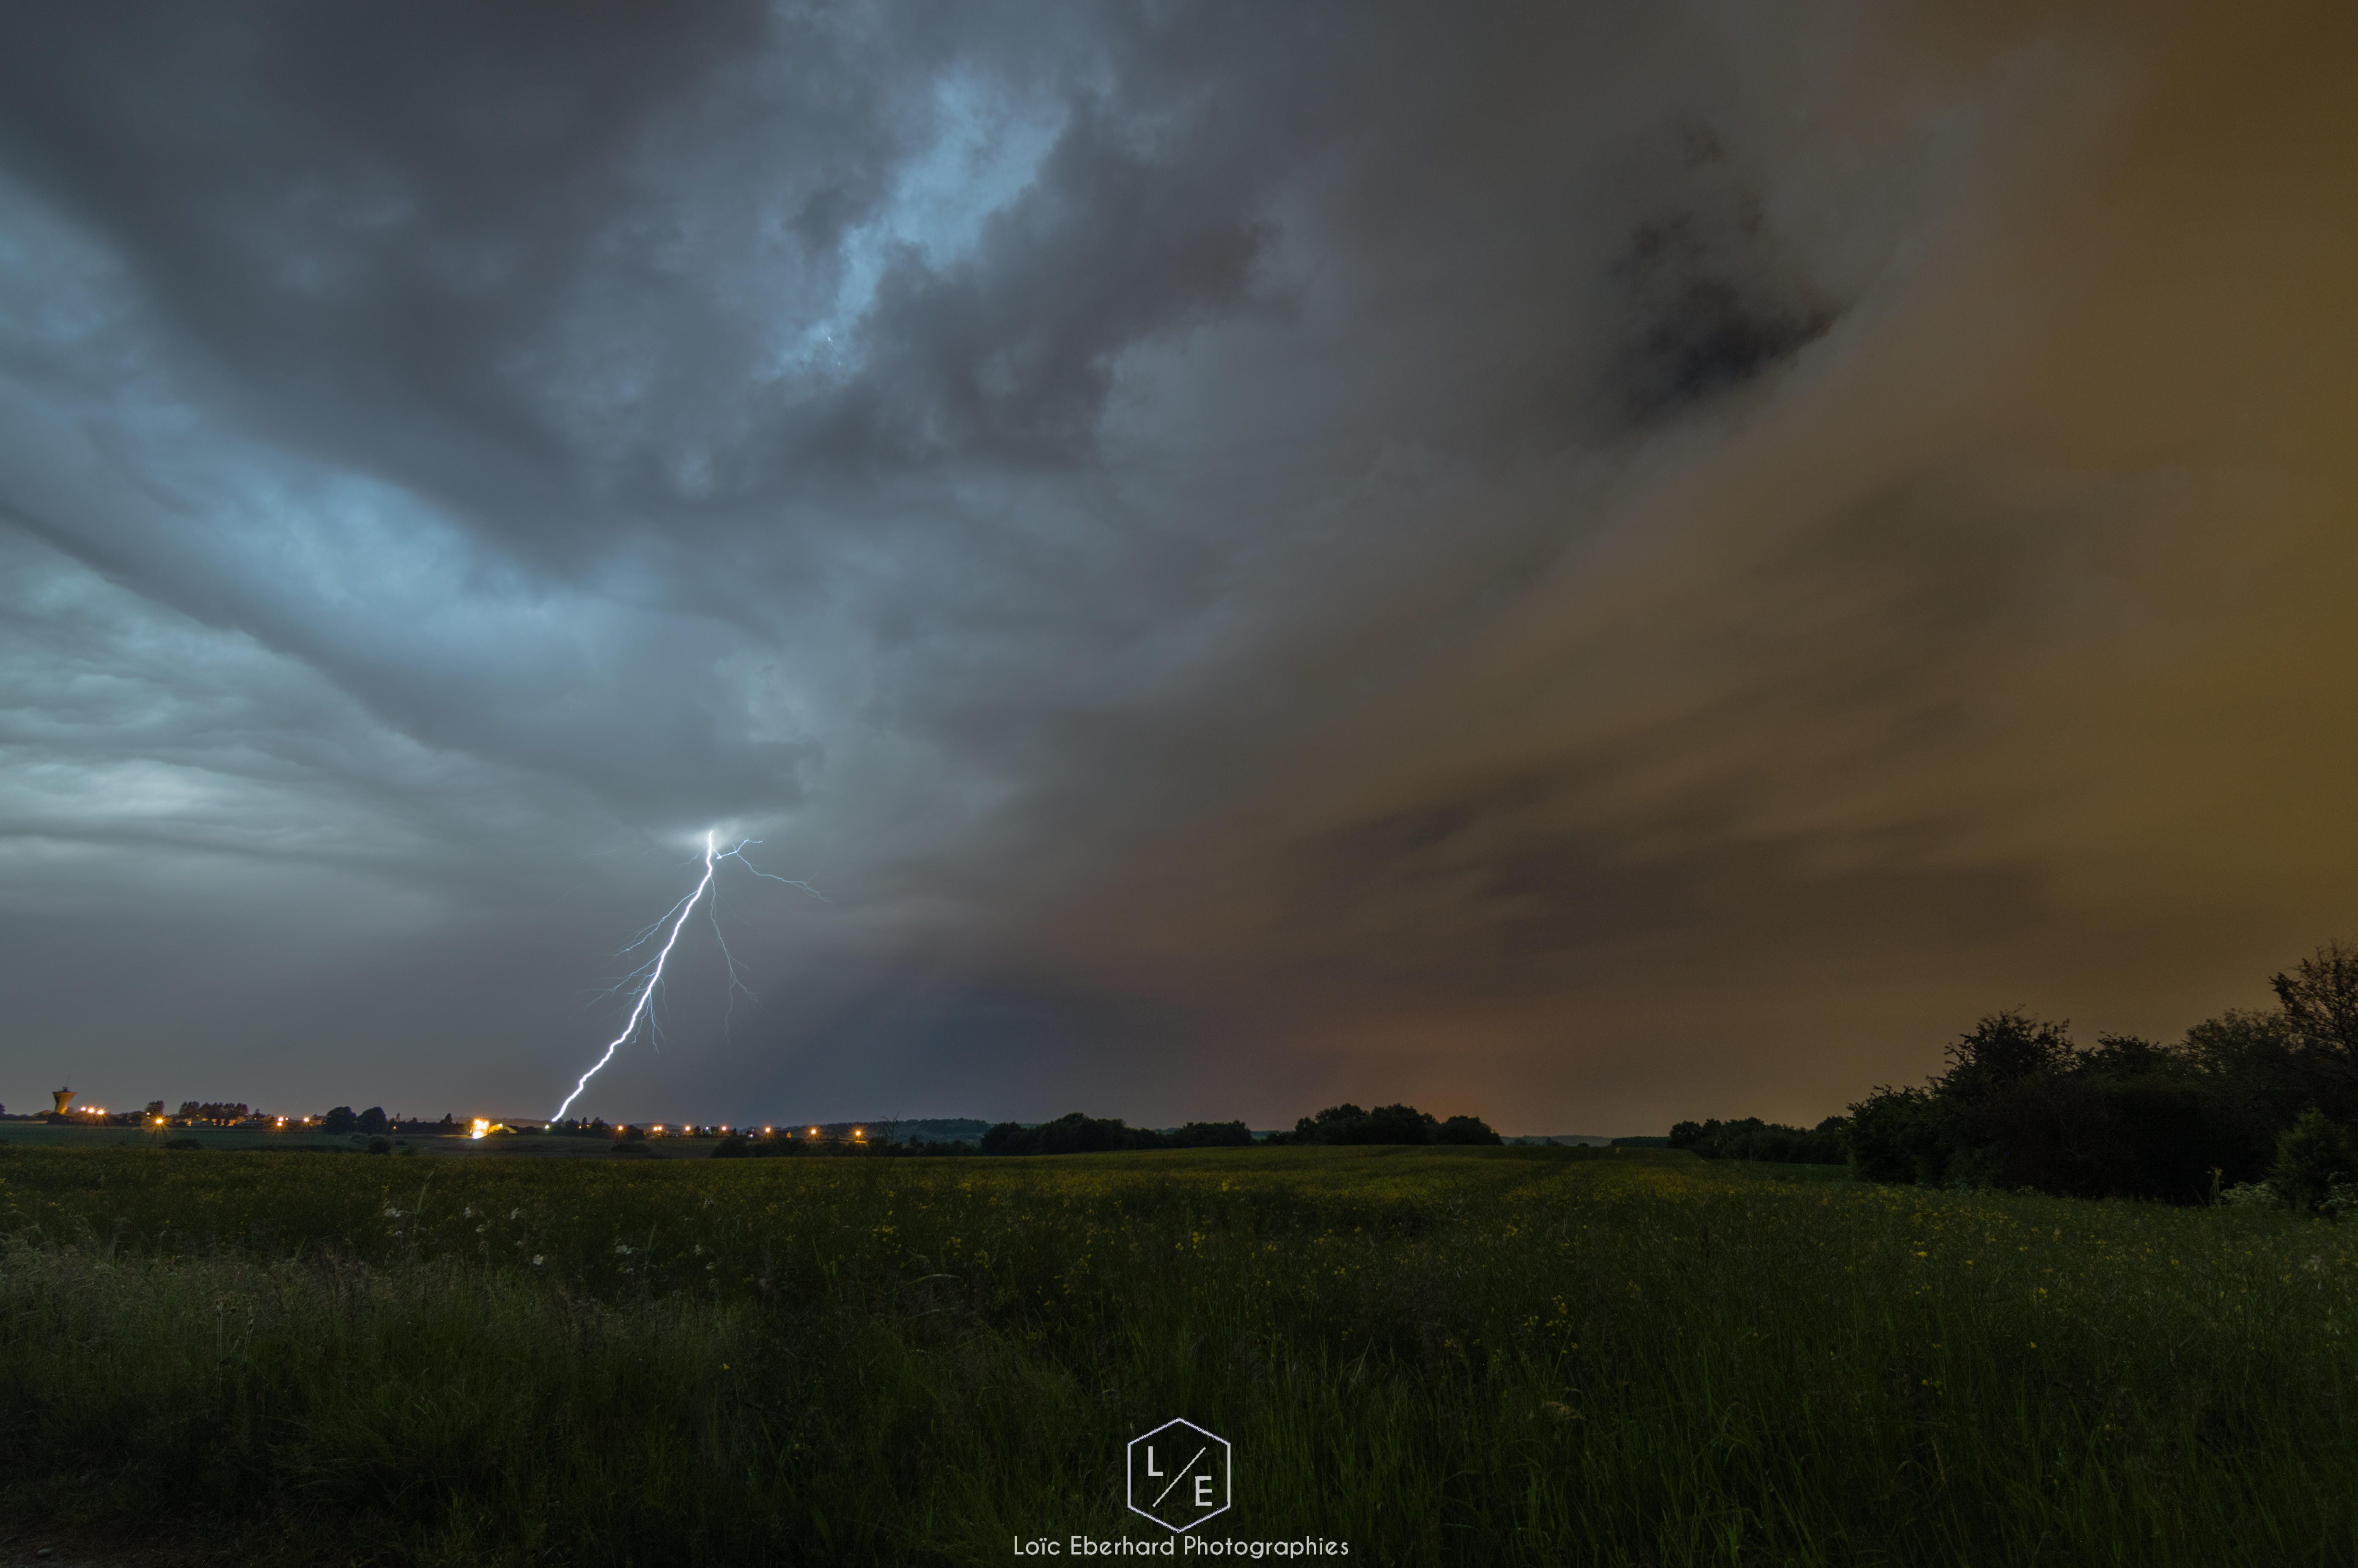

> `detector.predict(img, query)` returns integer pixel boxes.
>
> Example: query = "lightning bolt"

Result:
[552,830,821,1121]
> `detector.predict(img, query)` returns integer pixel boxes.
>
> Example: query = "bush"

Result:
[2271,1109,2358,1214]
[1844,1008,2270,1202]
[1845,1088,1938,1184]
[711,1136,749,1159]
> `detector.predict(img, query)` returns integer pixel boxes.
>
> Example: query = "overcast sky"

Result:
[2,1,2352,1133]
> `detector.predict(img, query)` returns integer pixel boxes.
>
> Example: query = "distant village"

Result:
[10,1086,887,1142]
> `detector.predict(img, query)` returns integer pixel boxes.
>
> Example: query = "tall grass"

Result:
[2,1145,2353,1565]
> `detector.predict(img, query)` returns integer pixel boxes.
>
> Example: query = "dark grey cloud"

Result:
[1610,128,1839,420]
[3,1,2352,1132]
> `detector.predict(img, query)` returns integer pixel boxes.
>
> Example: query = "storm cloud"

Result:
[3,1,2353,1131]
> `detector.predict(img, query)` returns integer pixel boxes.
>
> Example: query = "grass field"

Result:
[2,1144,2354,1566]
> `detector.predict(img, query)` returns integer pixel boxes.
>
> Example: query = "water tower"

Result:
[52,1086,75,1115]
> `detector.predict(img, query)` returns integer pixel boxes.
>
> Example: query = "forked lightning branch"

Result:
[553,829,821,1120]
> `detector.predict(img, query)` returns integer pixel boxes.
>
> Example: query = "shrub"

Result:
[2271,1109,2358,1214]
[1845,1087,1936,1184]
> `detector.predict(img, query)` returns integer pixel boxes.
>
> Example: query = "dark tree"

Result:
[1670,1116,1846,1164]
[356,1107,388,1135]
[2076,1034,2175,1077]
[1436,1115,1503,1145]
[1364,1104,1440,1143]
[982,1112,1165,1156]
[320,1106,356,1135]
[2272,939,2358,1060]
[1842,971,2356,1201]
[1271,1102,1469,1146]
[1936,1012,2075,1105]
[1166,1120,1254,1148]
[1294,1103,1370,1142]
[1844,1087,1939,1184]
[2269,939,2358,1121]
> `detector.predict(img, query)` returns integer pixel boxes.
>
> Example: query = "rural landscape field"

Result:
[5,1142,2354,1565]
[6,3,2355,1564]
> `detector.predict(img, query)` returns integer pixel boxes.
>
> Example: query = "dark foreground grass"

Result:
[2,1145,2354,1566]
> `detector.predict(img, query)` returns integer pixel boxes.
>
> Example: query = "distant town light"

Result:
[470,1118,490,1140]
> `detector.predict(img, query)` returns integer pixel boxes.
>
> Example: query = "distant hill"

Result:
[873,1119,991,1144]
[1504,1134,1616,1147]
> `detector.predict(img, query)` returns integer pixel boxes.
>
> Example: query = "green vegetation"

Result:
[1845,941,2358,1205]
[980,1112,1254,1154]
[3,1144,2354,1565]
[1260,1102,1501,1147]
[1668,1115,1847,1165]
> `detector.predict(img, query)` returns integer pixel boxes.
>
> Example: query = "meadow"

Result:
[1,1144,2353,1566]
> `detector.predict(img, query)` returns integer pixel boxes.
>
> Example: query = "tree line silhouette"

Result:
[1685,939,2358,1208]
